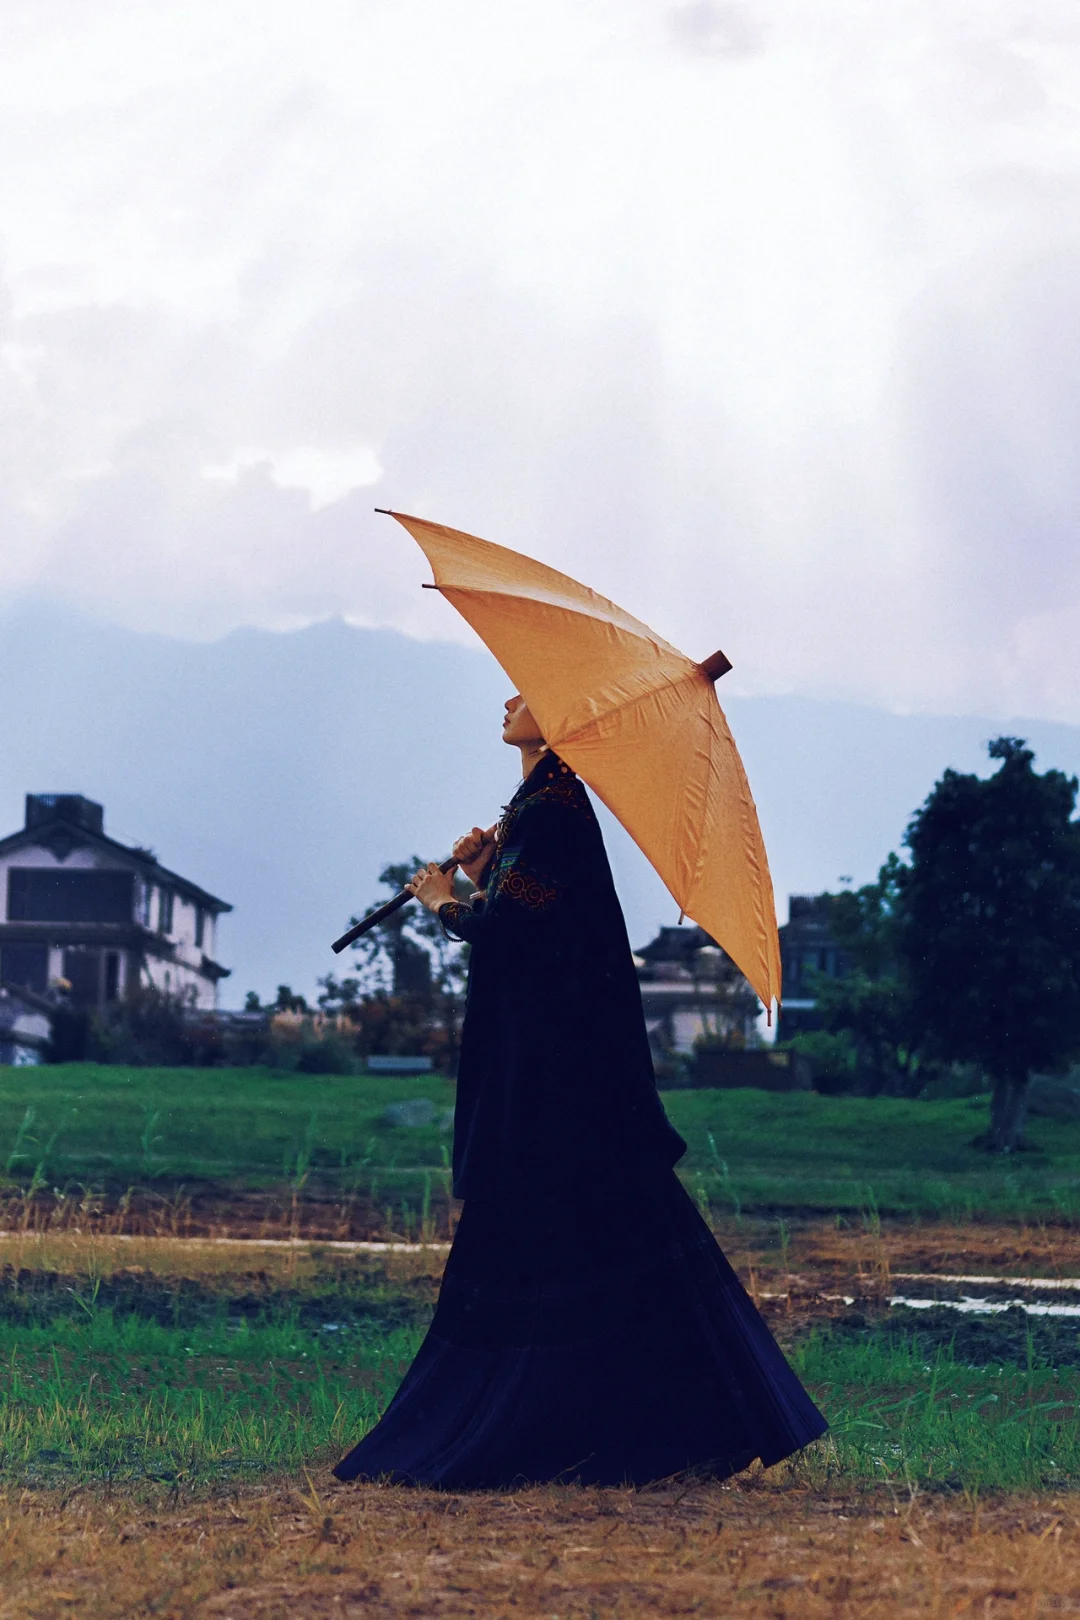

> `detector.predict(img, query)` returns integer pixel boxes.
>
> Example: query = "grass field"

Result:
[671,1088,1080,1223]
[0,1232,1079,1613]
[0,1063,456,1192]
[3,1064,1080,1226]
[3,1065,1080,1613]
[1,1231,1078,1495]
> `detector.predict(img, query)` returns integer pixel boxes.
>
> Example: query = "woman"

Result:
[333,696,826,1487]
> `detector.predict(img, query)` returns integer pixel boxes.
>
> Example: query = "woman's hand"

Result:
[406,861,459,914]
[452,824,497,885]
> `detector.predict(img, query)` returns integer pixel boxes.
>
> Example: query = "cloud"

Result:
[667,3,766,58]
[1,2,1080,717]
[202,445,383,510]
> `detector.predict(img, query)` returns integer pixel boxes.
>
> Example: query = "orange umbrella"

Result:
[385,511,782,1012]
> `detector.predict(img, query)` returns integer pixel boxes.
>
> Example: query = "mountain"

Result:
[3,604,1079,1003]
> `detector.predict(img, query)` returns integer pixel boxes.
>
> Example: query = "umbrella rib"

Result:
[548,664,704,749]
[558,675,776,1005]
[436,584,687,659]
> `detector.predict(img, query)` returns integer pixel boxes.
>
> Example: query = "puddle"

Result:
[893,1272,1080,1293]
[887,1271,1080,1319]
[892,1295,1080,1318]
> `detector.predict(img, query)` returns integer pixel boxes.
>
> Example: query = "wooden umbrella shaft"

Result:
[331,857,458,954]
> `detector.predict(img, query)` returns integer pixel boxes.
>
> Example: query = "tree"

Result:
[273,985,309,1013]
[690,944,762,1050]
[808,856,926,1096]
[340,857,474,1070]
[896,737,1080,1152]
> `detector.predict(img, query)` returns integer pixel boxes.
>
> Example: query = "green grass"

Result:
[3,1065,1080,1221]
[792,1319,1080,1493]
[0,1063,456,1196]
[664,1088,1080,1220]
[0,1254,435,1485]
[2,1261,1078,1492]
[0,1306,420,1486]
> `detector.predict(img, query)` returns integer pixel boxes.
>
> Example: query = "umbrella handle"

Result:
[331,857,458,954]
[700,649,733,681]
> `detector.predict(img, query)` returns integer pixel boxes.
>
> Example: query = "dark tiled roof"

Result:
[635,924,715,964]
[0,818,231,913]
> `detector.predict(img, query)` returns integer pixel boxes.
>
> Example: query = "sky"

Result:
[2,2,1080,721]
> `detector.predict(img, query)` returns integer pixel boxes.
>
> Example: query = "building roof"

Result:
[0,978,55,1016]
[0,794,232,914]
[778,893,837,944]
[635,924,716,965]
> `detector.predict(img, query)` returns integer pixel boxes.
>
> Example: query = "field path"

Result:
[2,1479,1078,1617]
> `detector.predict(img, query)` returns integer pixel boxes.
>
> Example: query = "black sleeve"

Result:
[438,896,485,943]
[437,792,583,946]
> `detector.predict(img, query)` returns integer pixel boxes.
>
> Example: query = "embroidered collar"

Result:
[492,751,583,854]
[510,750,574,807]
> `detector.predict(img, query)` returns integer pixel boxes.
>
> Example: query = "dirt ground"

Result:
[3,1206,1079,1346]
[7,1194,1080,1272]
[9,1178,1080,1268]
[2,1476,1079,1618]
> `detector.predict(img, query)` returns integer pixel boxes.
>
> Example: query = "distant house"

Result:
[635,924,759,1063]
[776,893,849,1042]
[0,982,51,1066]
[0,795,231,1011]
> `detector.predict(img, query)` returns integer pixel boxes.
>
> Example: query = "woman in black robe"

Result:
[333,696,826,1487]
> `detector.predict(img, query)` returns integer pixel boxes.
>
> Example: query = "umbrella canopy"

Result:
[388,511,781,1010]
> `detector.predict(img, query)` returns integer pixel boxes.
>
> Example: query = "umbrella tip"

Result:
[700,649,733,681]
[374,506,393,515]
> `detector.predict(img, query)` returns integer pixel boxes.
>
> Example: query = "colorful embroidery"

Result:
[495,863,559,911]
[438,901,474,940]
[532,777,588,812]
[495,766,588,847]
[481,755,586,914]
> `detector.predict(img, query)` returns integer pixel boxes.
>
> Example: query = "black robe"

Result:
[442,749,687,1200]
[334,752,826,1487]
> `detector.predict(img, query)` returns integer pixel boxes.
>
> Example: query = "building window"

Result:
[0,944,49,993]
[158,888,174,934]
[194,906,205,949]
[104,952,120,1002]
[8,869,134,923]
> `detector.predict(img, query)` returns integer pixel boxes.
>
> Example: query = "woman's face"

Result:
[502,694,544,747]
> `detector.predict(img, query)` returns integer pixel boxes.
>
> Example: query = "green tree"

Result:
[271,985,308,1013]
[896,737,1080,1152]
[809,856,926,1095]
[337,857,474,1070]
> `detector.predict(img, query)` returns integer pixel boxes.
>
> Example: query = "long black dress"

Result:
[333,752,826,1487]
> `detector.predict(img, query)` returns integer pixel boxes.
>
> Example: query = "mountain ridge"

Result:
[3,604,1078,1002]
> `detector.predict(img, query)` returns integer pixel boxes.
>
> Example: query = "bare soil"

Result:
[4,1208,1080,1337]
[6,1184,1080,1262]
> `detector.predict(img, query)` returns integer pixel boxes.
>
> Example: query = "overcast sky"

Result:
[2,2,1080,721]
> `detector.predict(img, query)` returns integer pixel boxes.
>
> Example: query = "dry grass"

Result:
[0,1229,449,1288]
[4,1206,1078,1286]
[1,1477,1079,1618]
[0,1183,425,1245]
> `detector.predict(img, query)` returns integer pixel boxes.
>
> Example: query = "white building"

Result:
[0,983,51,1065]
[0,794,231,1011]
[635,925,761,1059]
